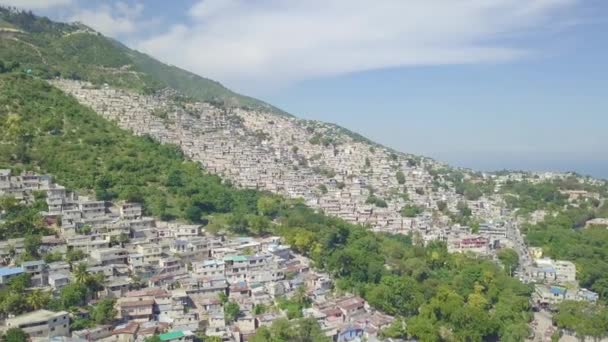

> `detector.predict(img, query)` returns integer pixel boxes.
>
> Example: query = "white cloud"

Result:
[136,0,578,90]
[68,1,144,37]
[0,0,72,9]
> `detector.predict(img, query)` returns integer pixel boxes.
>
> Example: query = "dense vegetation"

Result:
[524,205,608,301]
[0,73,261,221]
[0,195,49,240]
[0,73,534,340]
[250,318,330,342]
[400,204,424,217]
[553,301,608,339]
[0,260,110,323]
[500,181,567,214]
[428,168,495,200]
[504,177,608,302]
[2,327,28,342]
[0,7,286,114]
[7,6,608,341]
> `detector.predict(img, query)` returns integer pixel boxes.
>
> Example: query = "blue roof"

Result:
[550,286,567,295]
[0,267,24,277]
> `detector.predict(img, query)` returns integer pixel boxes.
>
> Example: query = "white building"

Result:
[5,310,70,338]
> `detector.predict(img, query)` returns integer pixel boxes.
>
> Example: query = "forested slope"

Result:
[0,7,285,114]
[0,72,534,340]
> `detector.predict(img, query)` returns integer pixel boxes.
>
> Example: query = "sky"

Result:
[3,0,607,179]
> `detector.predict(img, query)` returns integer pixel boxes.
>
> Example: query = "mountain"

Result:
[0,6,464,232]
[2,7,608,340]
[3,7,606,233]
[0,70,536,342]
[0,7,287,115]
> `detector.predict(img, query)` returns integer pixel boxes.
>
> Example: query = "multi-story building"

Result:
[119,202,143,221]
[5,310,70,338]
[0,267,24,285]
[90,247,129,266]
[477,223,507,239]
[21,260,47,287]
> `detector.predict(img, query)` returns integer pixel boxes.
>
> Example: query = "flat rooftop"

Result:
[7,310,68,326]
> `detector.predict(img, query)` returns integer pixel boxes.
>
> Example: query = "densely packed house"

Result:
[0,170,394,341]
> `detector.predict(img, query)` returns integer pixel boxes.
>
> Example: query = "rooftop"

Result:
[7,310,67,326]
[159,330,185,341]
[224,255,247,262]
[21,260,45,267]
[0,267,23,277]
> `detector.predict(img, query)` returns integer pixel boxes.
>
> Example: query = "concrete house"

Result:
[0,267,24,285]
[5,310,70,338]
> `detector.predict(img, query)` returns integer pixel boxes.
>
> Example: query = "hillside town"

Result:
[0,79,605,341]
[49,80,608,262]
[51,79,504,236]
[1,4,608,341]
[0,170,394,341]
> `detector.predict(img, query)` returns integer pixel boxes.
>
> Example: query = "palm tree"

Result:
[26,289,49,310]
[87,272,105,299]
[74,263,90,285]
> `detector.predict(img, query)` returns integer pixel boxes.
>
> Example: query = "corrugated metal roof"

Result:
[0,267,24,277]
[159,330,185,341]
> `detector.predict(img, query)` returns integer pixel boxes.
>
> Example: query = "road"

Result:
[505,220,534,282]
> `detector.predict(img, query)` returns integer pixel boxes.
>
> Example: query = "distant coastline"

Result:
[448,158,608,181]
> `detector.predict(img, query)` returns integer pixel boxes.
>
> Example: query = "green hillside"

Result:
[0,70,535,341]
[126,48,289,115]
[0,7,287,114]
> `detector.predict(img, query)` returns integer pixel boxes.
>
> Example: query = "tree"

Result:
[2,328,28,342]
[224,301,240,323]
[253,304,267,315]
[43,251,63,263]
[200,336,222,342]
[497,248,519,276]
[8,274,30,292]
[401,205,423,218]
[77,224,92,235]
[59,283,88,309]
[250,318,330,342]
[257,196,279,217]
[26,289,50,310]
[294,317,331,341]
[250,327,273,342]
[218,292,228,304]
[500,322,530,342]
[91,298,117,324]
[74,263,90,285]
[23,234,41,258]
[86,272,106,297]
[293,285,311,308]
[407,315,439,341]
[437,200,448,212]
[396,171,406,184]
[457,201,472,217]
[249,215,270,235]
[70,317,94,331]
[1,292,26,315]
[165,169,183,187]
[318,184,328,194]
[185,205,202,223]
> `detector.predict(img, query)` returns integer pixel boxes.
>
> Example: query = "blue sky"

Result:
[4,0,607,179]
